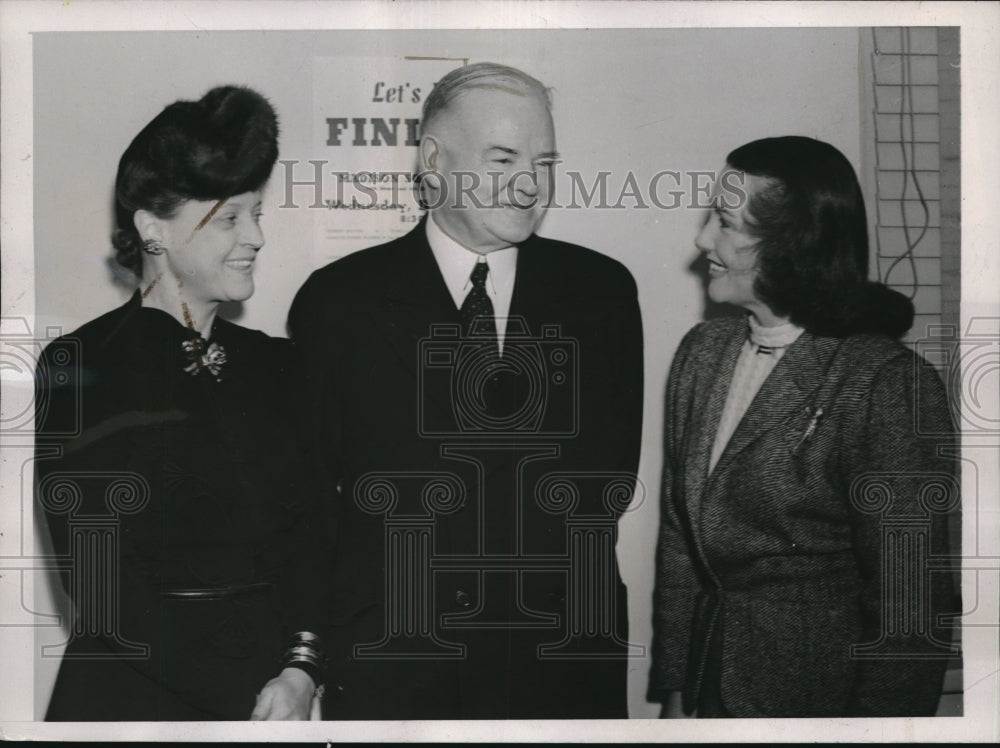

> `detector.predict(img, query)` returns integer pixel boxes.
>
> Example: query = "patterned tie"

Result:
[460,260,498,351]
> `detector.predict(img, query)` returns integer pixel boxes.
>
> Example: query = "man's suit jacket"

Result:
[289,220,643,719]
[648,315,959,717]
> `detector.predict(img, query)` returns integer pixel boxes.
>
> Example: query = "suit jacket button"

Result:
[455,590,471,607]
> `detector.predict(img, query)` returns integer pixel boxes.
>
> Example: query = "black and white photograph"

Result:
[1,0,997,742]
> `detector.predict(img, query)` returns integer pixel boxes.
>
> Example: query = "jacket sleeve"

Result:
[545,260,644,520]
[287,271,344,509]
[607,267,644,505]
[841,349,959,716]
[647,327,703,702]
[274,342,334,654]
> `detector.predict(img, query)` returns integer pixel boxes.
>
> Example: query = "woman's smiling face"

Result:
[157,191,265,307]
[695,170,771,317]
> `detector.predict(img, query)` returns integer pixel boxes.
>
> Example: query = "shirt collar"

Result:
[747,313,805,350]
[426,213,518,307]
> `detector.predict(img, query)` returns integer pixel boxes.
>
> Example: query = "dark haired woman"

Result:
[35,86,327,720]
[648,136,959,717]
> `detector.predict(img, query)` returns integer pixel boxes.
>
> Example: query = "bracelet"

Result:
[281,631,327,687]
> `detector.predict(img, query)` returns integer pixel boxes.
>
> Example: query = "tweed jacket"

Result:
[649,315,959,717]
[288,221,643,719]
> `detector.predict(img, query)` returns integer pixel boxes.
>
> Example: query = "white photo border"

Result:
[2,1,997,743]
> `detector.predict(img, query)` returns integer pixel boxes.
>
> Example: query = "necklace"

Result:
[174,276,226,382]
[748,315,804,355]
[141,272,163,299]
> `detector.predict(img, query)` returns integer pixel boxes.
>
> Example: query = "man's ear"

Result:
[133,209,165,243]
[420,135,440,172]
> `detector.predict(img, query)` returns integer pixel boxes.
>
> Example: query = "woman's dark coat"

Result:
[36,295,327,720]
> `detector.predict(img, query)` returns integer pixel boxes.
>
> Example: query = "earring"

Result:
[142,238,166,255]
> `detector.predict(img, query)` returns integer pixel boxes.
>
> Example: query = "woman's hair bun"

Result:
[855,281,915,338]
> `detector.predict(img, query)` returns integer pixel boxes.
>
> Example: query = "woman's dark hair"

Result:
[112,85,279,275]
[727,135,913,338]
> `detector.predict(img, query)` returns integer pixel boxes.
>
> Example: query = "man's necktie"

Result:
[460,261,498,351]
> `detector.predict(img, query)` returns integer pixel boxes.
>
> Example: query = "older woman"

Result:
[649,136,959,717]
[35,86,327,720]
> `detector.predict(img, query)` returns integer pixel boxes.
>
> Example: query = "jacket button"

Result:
[455,590,471,607]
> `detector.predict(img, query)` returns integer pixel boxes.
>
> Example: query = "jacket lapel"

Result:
[709,331,843,478]
[478,234,564,480]
[375,222,462,415]
[507,233,574,327]
[376,222,459,358]
[682,319,745,543]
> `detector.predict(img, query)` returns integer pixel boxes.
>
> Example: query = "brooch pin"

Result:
[182,337,227,382]
[792,405,824,454]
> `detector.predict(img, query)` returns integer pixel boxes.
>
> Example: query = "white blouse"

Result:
[708,315,805,473]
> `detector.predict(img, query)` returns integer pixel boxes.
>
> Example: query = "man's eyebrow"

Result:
[483,146,561,161]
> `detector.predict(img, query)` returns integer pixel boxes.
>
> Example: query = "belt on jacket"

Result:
[160,582,274,600]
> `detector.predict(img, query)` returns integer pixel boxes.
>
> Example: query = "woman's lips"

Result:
[708,258,727,277]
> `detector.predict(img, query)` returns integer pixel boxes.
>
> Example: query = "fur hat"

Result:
[111,85,278,275]
[118,85,279,204]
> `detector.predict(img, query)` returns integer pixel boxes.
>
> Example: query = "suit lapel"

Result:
[380,221,457,319]
[479,235,561,480]
[709,331,843,478]
[375,223,461,415]
[682,319,745,543]
[507,233,571,329]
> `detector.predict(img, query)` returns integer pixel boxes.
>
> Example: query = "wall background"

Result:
[32,27,863,719]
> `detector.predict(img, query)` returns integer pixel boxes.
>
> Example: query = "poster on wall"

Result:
[309,56,463,263]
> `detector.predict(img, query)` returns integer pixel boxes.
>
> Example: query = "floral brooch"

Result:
[181,337,227,382]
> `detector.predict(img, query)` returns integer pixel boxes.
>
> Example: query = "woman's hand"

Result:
[250,667,315,720]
